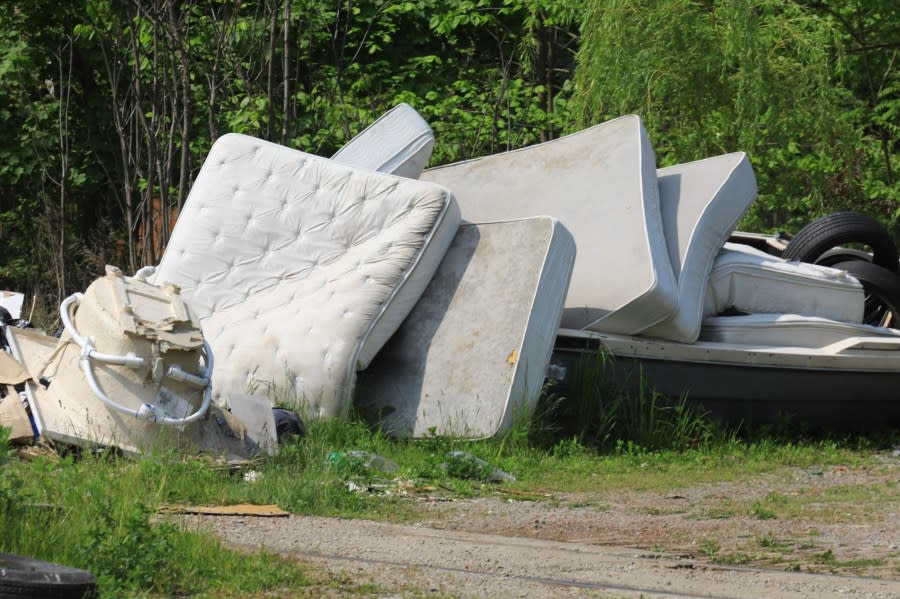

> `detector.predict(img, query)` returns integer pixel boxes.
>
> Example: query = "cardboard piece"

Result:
[0,351,30,386]
[158,503,289,517]
[0,386,33,442]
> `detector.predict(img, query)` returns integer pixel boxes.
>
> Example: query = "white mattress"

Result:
[154,133,460,419]
[422,115,676,334]
[356,217,576,438]
[331,103,434,178]
[704,243,864,323]
[699,313,900,348]
[641,153,757,343]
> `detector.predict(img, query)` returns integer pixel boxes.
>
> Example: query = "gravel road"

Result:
[188,512,898,598]
[181,460,899,598]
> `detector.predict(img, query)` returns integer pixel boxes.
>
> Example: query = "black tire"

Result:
[0,554,97,598]
[814,247,873,268]
[782,212,899,273]
[832,260,900,328]
[273,407,306,442]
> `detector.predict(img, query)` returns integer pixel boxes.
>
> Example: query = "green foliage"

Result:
[0,449,309,596]
[1,0,580,314]
[573,0,897,236]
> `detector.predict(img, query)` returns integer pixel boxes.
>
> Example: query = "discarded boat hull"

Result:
[552,328,900,429]
[3,268,266,458]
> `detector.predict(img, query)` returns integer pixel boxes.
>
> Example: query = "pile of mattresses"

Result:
[5,104,898,453]
[419,112,900,427]
[421,114,900,348]
[2,103,578,451]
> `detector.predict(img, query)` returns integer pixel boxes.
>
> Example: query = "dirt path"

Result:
[191,513,897,598]
[184,460,899,597]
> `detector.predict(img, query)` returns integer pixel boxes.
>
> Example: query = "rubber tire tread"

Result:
[0,581,96,599]
[782,212,899,272]
[832,260,900,327]
[0,554,97,599]
[814,247,873,268]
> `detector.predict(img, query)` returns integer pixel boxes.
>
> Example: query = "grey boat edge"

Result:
[551,328,900,430]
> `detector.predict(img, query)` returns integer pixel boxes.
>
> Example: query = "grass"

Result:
[2,348,898,595]
[692,477,897,527]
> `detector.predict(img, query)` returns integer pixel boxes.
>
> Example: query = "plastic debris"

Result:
[441,450,515,483]
[328,450,398,473]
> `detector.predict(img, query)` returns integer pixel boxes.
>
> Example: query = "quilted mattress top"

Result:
[154,133,459,418]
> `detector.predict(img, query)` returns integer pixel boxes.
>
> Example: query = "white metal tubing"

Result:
[59,292,212,427]
[60,294,145,368]
[166,365,208,388]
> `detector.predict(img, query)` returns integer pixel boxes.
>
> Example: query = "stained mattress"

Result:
[421,115,676,335]
[153,133,460,418]
[704,243,865,323]
[700,313,900,348]
[355,217,575,438]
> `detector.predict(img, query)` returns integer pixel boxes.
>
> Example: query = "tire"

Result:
[782,212,899,273]
[273,407,306,442]
[0,554,97,598]
[814,247,873,268]
[832,260,900,328]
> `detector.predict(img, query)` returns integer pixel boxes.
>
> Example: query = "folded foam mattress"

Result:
[700,313,900,348]
[153,133,460,419]
[641,153,758,343]
[356,217,576,438]
[704,243,864,323]
[421,115,676,335]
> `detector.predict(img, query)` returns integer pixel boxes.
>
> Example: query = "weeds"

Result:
[750,500,778,520]
[543,348,729,451]
[0,446,309,597]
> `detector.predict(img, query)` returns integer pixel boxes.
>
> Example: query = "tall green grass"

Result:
[0,441,310,597]
[540,348,729,451]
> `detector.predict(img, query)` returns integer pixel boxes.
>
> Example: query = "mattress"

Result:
[331,103,434,178]
[704,243,864,323]
[699,313,900,348]
[153,133,460,419]
[421,115,676,334]
[356,217,576,438]
[641,153,757,343]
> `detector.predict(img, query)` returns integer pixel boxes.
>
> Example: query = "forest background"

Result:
[0,0,897,320]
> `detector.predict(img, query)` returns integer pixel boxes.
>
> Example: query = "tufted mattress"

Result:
[699,313,900,348]
[355,217,576,438]
[704,243,864,323]
[421,115,677,335]
[641,153,758,343]
[153,133,460,418]
[330,103,434,178]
